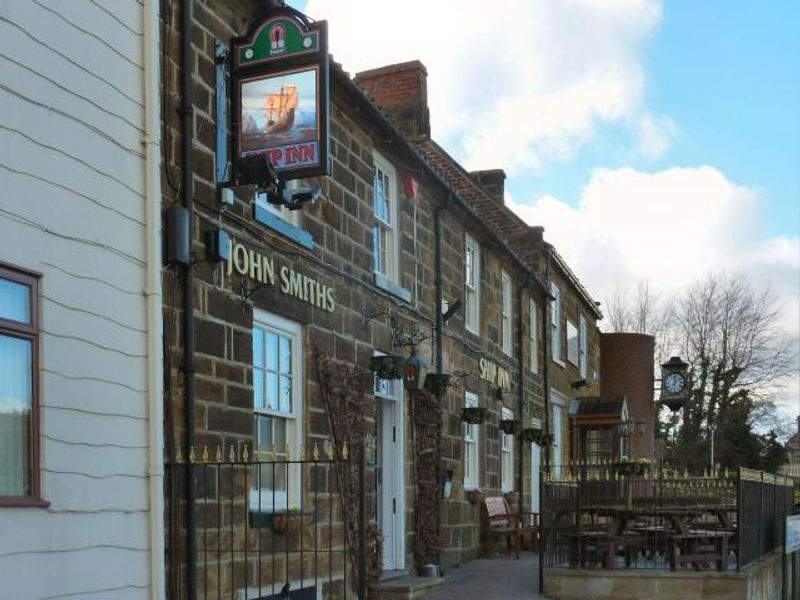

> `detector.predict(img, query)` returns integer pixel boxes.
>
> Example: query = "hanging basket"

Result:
[499,419,521,435]
[271,511,305,534]
[424,373,451,395]
[521,427,541,443]
[461,406,487,425]
[369,355,405,380]
[538,433,555,447]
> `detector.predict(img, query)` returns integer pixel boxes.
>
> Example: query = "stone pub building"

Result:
[161,2,609,597]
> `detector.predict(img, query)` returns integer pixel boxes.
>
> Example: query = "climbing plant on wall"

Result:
[314,352,383,592]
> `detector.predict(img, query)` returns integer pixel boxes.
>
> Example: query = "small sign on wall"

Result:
[232,9,329,183]
[786,514,800,554]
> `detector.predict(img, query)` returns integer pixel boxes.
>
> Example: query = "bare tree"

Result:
[669,273,797,469]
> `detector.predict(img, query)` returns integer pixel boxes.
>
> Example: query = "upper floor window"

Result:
[530,300,538,374]
[464,233,480,334]
[550,282,561,363]
[566,320,579,366]
[253,180,314,250]
[373,151,398,282]
[501,270,512,356]
[252,311,302,511]
[463,391,480,490]
[501,406,514,492]
[0,264,41,504]
[579,315,588,379]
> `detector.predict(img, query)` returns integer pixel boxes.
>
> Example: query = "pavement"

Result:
[420,552,549,599]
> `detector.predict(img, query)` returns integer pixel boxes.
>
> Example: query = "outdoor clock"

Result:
[660,355,689,412]
[664,372,686,395]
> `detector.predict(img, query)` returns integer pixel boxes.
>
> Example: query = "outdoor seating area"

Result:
[541,463,792,574]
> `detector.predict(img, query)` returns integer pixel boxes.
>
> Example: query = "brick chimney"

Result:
[470,169,506,205]
[355,60,430,140]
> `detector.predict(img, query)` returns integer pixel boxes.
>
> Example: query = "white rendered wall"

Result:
[0,1,157,598]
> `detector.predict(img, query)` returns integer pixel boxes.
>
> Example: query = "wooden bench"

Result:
[668,529,734,572]
[481,496,539,558]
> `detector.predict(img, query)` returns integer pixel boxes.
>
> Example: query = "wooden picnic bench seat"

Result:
[668,528,734,572]
[481,496,539,558]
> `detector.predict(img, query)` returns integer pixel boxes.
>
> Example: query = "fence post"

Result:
[358,440,367,600]
[539,468,545,595]
[737,467,742,571]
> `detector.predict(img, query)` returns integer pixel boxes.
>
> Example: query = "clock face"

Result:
[664,372,686,395]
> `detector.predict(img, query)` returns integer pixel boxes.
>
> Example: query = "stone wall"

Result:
[161,1,554,584]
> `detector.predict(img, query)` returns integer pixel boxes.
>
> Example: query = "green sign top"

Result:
[238,17,319,67]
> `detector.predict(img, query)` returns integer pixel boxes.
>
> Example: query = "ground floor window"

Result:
[464,391,480,490]
[251,310,303,511]
[0,264,39,502]
[501,407,514,492]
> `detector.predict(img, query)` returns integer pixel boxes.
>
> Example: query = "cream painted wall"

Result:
[0,1,159,597]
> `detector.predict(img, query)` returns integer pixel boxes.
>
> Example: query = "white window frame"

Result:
[551,405,562,476]
[530,299,538,374]
[550,388,567,476]
[550,282,562,364]
[373,151,399,283]
[501,270,512,356]
[251,310,303,512]
[501,406,514,493]
[464,233,480,334]
[256,179,301,226]
[579,315,588,379]
[566,320,579,366]
[463,391,480,490]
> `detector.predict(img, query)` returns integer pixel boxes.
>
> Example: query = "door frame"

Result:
[375,380,405,571]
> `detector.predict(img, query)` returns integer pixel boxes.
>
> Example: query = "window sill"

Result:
[0,496,50,508]
[374,273,411,302]
[553,358,566,368]
[253,203,314,250]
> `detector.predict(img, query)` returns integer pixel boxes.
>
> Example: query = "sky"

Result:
[290,0,800,412]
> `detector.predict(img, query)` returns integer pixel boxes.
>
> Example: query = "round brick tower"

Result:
[600,333,656,459]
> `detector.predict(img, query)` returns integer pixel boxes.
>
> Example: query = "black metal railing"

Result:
[166,444,363,600]
[541,462,738,571]
[737,467,794,570]
[541,462,793,573]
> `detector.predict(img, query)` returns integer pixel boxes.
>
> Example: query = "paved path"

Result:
[420,552,549,599]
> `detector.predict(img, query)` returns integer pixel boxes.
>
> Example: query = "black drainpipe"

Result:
[434,197,451,376]
[516,276,527,517]
[180,0,197,597]
[542,250,552,474]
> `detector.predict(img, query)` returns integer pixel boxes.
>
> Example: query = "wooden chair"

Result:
[481,496,539,558]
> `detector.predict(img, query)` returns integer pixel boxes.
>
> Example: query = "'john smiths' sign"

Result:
[227,240,335,313]
[232,9,329,182]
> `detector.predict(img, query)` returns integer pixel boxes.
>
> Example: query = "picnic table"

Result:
[565,503,736,570]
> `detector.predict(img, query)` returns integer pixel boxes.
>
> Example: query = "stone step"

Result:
[372,576,447,600]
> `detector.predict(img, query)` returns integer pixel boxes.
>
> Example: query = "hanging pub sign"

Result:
[231,8,329,183]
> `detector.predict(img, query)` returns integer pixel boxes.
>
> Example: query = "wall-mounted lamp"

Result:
[493,387,505,403]
[442,299,463,325]
[403,349,427,391]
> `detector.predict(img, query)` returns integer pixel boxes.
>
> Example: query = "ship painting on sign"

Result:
[240,67,317,157]
[264,85,298,134]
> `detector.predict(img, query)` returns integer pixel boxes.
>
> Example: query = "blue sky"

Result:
[295,0,799,408]
[505,1,799,239]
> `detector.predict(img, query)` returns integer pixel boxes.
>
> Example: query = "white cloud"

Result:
[636,112,678,159]
[305,0,664,172]
[506,166,800,409]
